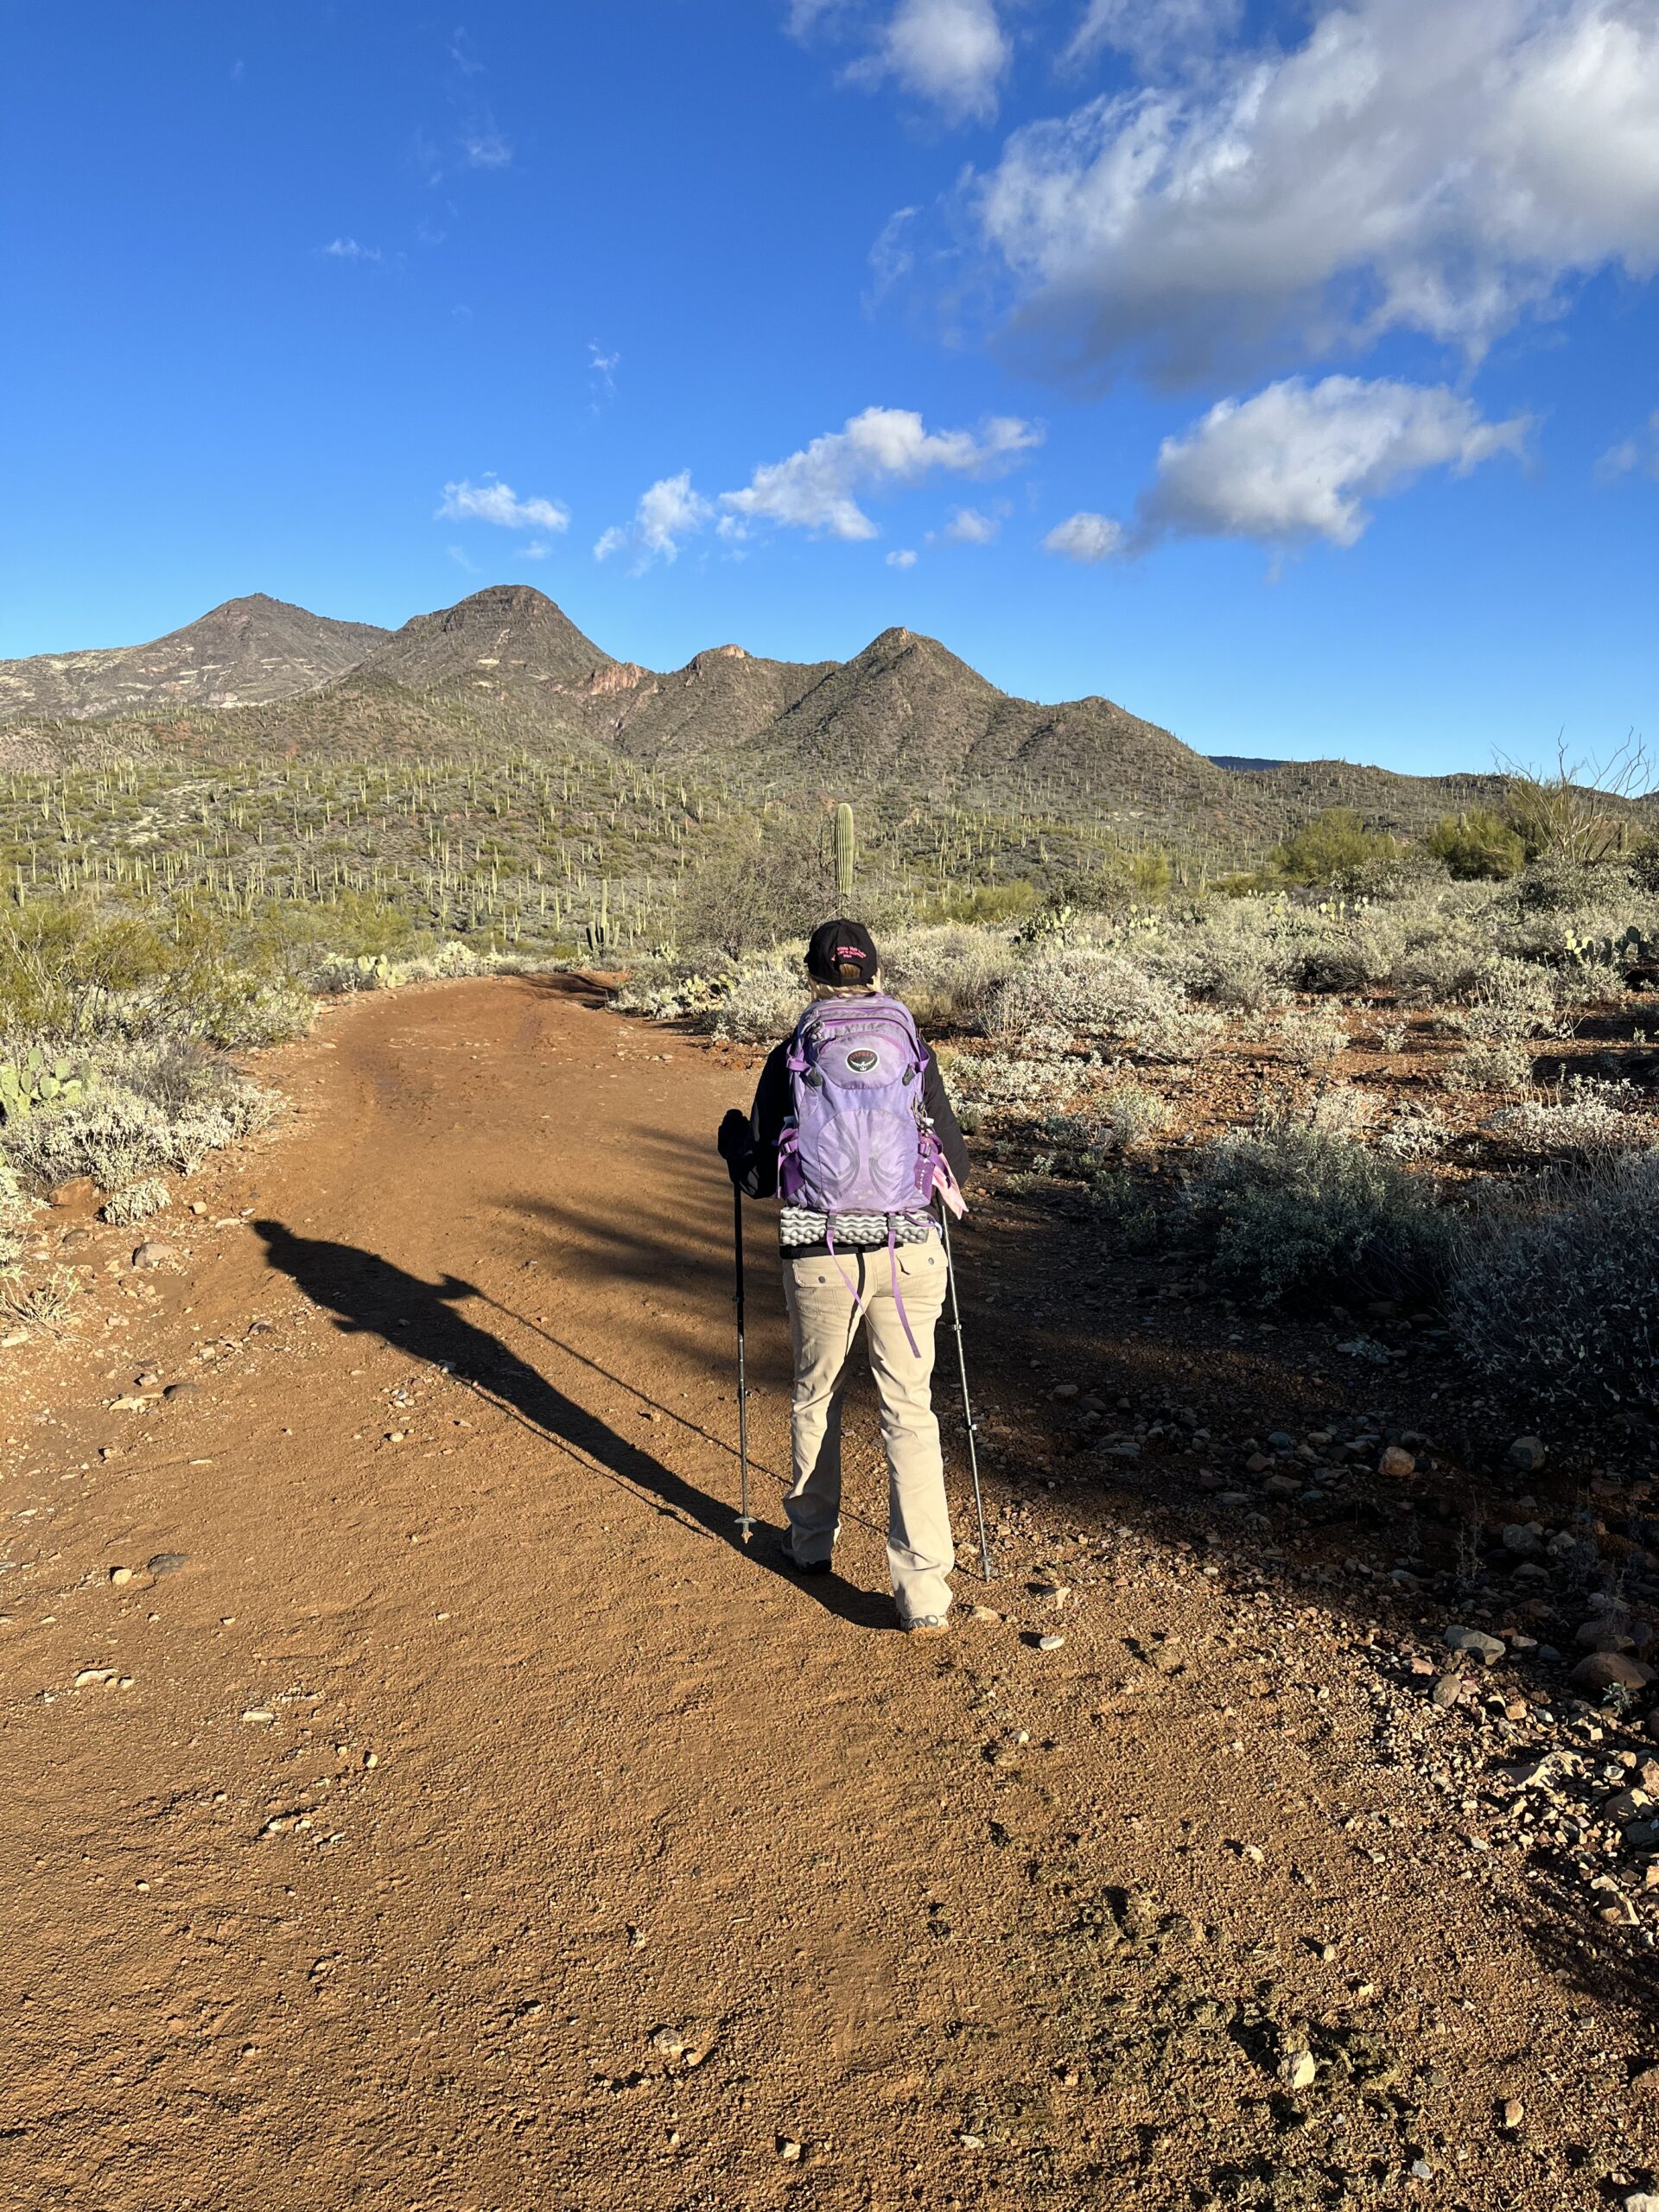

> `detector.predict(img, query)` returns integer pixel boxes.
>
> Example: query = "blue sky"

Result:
[3,0,1656,772]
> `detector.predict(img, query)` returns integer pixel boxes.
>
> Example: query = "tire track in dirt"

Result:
[2,976,1653,2210]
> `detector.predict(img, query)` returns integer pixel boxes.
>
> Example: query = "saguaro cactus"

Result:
[834,802,856,904]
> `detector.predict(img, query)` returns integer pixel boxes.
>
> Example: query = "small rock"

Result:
[1500,2098,1524,2130]
[777,2138,803,2162]
[131,1240,174,1270]
[966,1604,1000,1622]
[162,1382,196,1401]
[146,1552,188,1578]
[1378,1446,1416,1477]
[1430,1674,1466,1708]
[1572,1651,1656,1694]
[1443,1625,1506,1666]
[1036,1633,1065,1652]
[1509,1435,1548,1471]
[1502,1524,1544,1557]
[240,1708,276,1726]
[1052,1382,1080,1401]
[651,2027,689,2058]
[108,1566,133,1586]
[73,1667,117,1688]
[1266,1431,1295,1452]
[1625,2192,1659,2212]
[49,1177,98,1210]
[1630,2065,1659,2099]
[1279,2048,1318,2090]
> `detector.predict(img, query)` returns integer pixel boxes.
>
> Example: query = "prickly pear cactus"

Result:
[0,1048,89,1122]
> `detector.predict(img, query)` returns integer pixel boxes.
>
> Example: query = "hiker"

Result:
[717,919,971,1636]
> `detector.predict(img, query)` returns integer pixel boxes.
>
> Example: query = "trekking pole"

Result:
[733,1185,753,1544]
[938,1204,991,1581]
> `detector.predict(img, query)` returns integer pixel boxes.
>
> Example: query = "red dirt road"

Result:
[3,978,1654,2211]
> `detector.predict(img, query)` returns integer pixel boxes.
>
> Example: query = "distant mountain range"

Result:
[0,585,1507,845]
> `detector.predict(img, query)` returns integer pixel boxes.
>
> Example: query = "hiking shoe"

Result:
[776,1542,832,1576]
[902,1613,950,1638]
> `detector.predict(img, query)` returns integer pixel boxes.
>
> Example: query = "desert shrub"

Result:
[1188,1118,1453,1306]
[1427,810,1526,880]
[1376,1103,1451,1159]
[1392,933,1493,1006]
[1452,1151,1659,1418]
[880,925,1017,1033]
[0,1158,29,1267]
[1488,1089,1644,1155]
[1,1046,276,1192]
[101,1179,170,1226]
[1443,1041,1533,1092]
[943,1050,1090,1111]
[1270,810,1402,890]
[713,956,809,1044]
[1103,1081,1173,1148]
[1274,1006,1351,1067]
[919,881,1039,927]
[1457,957,1561,1041]
[675,817,838,960]
[986,946,1219,1060]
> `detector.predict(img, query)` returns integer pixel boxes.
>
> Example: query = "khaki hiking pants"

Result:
[781,1235,955,1622]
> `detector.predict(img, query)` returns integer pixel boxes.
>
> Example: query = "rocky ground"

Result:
[3,975,1659,2211]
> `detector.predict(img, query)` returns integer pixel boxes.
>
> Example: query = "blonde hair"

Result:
[810,973,880,1001]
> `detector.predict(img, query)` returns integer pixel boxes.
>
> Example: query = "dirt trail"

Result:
[3,977,1656,2211]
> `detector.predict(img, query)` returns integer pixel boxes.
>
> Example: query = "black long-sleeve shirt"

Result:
[722,1024,970,1211]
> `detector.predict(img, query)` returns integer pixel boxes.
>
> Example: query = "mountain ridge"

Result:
[0,594,387,721]
[0,585,1515,848]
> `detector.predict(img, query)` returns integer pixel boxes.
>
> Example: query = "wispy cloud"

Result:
[448,25,486,75]
[1042,511,1123,563]
[720,405,1041,541]
[321,236,381,263]
[594,471,714,570]
[461,123,513,169]
[448,544,480,573]
[588,344,620,409]
[887,547,918,568]
[438,475,570,531]
[1597,411,1659,483]
[937,503,1001,544]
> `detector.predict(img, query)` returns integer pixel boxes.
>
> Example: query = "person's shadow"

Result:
[251,1220,892,1628]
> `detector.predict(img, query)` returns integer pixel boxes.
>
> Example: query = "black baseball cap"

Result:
[805,918,879,985]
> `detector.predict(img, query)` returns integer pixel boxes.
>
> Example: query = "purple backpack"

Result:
[777,993,942,1217]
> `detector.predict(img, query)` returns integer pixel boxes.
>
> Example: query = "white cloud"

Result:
[887,547,919,567]
[786,0,849,31]
[321,237,380,263]
[719,405,1040,540]
[1042,510,1124,562]
[437,477,570,532]
[855,0,1010,122]
[594,470,715,569]
[518,543,551,561]
[1597,410,1659,480]
[1066,0,1240,70]
[462,126,513,168]
[1138,375,1529,548]
[977,0,1659,380]
[939,503,1001,543]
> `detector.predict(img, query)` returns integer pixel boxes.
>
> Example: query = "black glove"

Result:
[716,1109,748,1166]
